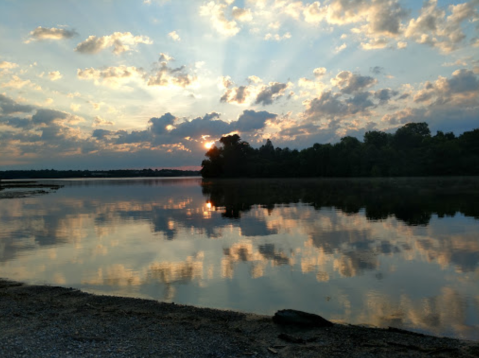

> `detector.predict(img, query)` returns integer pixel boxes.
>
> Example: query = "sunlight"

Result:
[204,141,215,149]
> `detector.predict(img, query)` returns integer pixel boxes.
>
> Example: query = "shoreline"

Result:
[1,279,477,357]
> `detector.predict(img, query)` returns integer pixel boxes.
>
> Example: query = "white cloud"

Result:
[0,61,18,69]
[70,104,81,112]
[168,31,181,41]
[334,43,347,53]
[232,7,253,22]
[48,71,63,81]
[1,75,41,90]
[264,32,291,41]
[75,32,153,55]
[313,67,327,78]
[93,116,115,127]
[200,2,240,37]
[77,66,145,88]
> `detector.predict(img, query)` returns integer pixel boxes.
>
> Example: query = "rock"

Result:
[278,333,305,344]
[273,309,333,327]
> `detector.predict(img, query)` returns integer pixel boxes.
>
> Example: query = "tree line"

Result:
[200,122,479,178]
[0,168,200,180]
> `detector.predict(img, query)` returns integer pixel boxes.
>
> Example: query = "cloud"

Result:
[1,75,41,90]
[93,116,114,127]
[32,108,68,125]
[304,91,348,117]
[255,82,290,105]
[247,75,262,84]
[232,7,253,22]
[331,71,377,94]
[168,31,181,41]
[92,129,114,139]
[221,85,250,104]
[48,71,62,81]
[334,43,347,53]
[77,66,145,88]
[374,88,399,104]
[264,32,292,41]
[25,26,77,43]
[345,91,375,114]
[231,110,277,132]
[167,112,229,139]
[303,1,327,23]
[0,94,35,115]
[199,2,240,37]
[77,56,196,89]
[313,67,327,78]
[147,60,197,88]
[405,0,479,53]
[0,61,18,69]
[149,113,177,135]
[75,32,152,54]
[159,53,174,62]
[370,66,384,75]
[413,69,479,105]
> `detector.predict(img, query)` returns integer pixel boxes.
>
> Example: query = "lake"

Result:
[1,177,478,341]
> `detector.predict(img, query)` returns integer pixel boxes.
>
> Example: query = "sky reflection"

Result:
[0,177,478,341]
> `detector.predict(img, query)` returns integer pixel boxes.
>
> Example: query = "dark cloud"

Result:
[346,92,375,113]
[114,130,152,145]
[374,88,399,104]
[0,94,36,115]
[370,66,384,75]
[27,26,78,42]
[32,109,68,125]
[149,113,176,135]
[369,1,409,36]
[445,69,479,94]
[169,112,228,138]
[306,91,348,117]
[255,82,289,105]
[92,129,113,139]
[3,117,34,129]
[231,110,277,132]
[220,86,249,104]
[332,71,377,94]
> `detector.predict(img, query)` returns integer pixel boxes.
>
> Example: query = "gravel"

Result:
[1,279,478,358]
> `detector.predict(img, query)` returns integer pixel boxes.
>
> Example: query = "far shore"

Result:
[1,279,478,357]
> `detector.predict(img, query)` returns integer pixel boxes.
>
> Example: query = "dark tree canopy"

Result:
[200,123,479,178]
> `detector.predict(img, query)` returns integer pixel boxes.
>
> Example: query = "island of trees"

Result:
[200,122,479,178]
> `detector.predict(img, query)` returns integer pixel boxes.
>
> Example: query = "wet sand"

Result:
[0,279,478,357]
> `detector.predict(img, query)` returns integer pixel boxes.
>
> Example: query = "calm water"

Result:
[1,177,479,341]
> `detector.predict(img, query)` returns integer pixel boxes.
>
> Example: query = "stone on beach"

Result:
[273,309,334,327]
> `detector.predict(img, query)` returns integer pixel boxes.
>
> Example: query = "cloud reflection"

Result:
[1,178,479,340]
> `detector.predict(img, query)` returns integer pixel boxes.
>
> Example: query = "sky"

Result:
[0,0,478,170]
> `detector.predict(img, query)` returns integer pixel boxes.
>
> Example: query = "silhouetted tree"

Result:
[200,123,479,178]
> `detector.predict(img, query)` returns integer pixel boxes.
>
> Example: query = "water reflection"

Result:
[0,177,478,341]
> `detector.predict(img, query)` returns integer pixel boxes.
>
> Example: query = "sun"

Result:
[204,141,215,149]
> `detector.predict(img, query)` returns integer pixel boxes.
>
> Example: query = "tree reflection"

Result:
[202,177,479,226]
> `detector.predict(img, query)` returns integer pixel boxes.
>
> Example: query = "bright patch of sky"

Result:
[0,0,478,169]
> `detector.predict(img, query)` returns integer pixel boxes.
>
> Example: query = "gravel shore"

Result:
[0,279,478,358]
